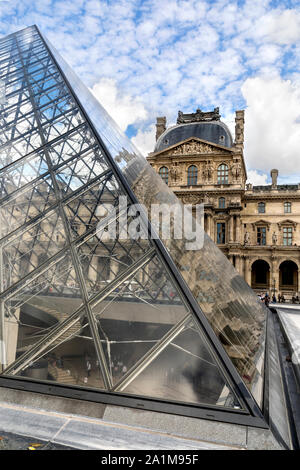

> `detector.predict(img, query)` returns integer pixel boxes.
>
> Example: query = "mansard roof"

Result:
[154,121,233,153]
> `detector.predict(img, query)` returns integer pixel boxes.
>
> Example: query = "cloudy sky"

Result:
[0,0,300,185]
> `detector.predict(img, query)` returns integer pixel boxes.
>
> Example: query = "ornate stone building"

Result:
[147,108,300,298]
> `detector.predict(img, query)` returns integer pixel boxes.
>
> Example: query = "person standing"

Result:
[264,294,270,308]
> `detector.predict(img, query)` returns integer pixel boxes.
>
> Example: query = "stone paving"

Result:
[0,431,73,450]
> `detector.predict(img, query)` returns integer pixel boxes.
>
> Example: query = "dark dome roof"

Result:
[154,121,233,153]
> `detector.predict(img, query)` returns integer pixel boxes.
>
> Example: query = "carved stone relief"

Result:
[172,140,228,156]
[170,163,183,184]
[231,160,242,180]
[182,194,200,205]
[202,160,214,182]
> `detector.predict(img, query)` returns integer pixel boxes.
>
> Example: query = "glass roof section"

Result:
[0,26,268,422]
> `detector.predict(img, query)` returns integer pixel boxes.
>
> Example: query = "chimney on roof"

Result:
[271,169,278,188]
[156,116,166,141]
[234,110,244,149]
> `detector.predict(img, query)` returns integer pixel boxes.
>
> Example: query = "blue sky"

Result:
[0,0,300,185]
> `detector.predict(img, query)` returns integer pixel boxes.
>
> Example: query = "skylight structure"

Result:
[0,26,293,448]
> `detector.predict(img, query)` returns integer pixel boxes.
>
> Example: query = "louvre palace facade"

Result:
[147,108,300,298]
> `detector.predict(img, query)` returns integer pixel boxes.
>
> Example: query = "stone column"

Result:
[206,214,211,237]
[239,255,244,279]
[244,256,251,286]
[211,218,215,243]
[236,216,241,243]
[235,255,242,275]
[271,256,279,295]
[228,216,234,243]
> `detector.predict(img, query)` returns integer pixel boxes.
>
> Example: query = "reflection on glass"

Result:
[91,255,188,386]
[54,153,109,196]
[3,250,82,369]
[0,176,55,237]
[75,209,151,298]
[62,174,121,239]
[0,150,48,198]
[1,211,67,291]
[121,316,242,409]
[16,317,105,390]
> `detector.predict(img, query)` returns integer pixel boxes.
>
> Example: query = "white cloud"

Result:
[246,170,268,186]
[1,0,300,185]
[222,111,236,139]
[242,76,300,175]
[131,124,156,156]
[90,78,148,132]
[256,9,300,45]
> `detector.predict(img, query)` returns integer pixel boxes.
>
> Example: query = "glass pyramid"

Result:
[0,25,268,425]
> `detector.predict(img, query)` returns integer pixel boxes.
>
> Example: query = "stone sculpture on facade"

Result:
[202,160,214,182]
[244,231,250,245]
[177,107,221,124]
[231,161,241,180]
[170,163,182,184]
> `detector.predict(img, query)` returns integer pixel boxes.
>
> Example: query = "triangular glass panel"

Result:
[2,249,83,369]
[12,311,106,391]
[90,254,189,386]
[119,315,243,409]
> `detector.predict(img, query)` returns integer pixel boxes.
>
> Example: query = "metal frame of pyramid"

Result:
[0,25,293,447]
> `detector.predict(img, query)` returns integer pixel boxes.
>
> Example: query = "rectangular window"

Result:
[257,227,266,245]
[284,202,291,213]
[283,227,293,246]
[217,222,226,244]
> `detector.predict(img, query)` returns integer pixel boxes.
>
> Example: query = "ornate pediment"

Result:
[252,219,271,231]
[278,219,297,231]
[173,140,225,155]
[150,137,233,159]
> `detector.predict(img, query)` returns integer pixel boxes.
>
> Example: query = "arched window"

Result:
[159,166,169,185]
[258,202,265,214]
[219,197,225,208]
[284,202,291,213]
[187,165,198,185]
[217,164,228,184]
